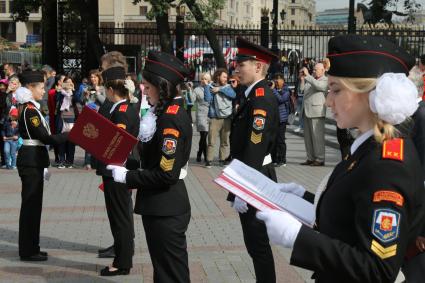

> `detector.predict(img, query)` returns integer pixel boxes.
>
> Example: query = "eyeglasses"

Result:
[229,80,236,83]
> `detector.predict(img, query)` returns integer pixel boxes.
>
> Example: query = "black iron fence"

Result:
[96,24,425,85]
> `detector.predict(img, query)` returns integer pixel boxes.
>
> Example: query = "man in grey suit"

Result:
[299,63,328,166]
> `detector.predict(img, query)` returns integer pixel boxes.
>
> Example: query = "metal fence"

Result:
[0,51,42,68]
[97,24,425,85]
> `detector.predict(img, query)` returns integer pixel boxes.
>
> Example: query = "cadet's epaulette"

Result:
[27,104,35,109]
[382,138,404,161]
[255,88,265,97]
[166,105,179,115]
[119,104,128,112]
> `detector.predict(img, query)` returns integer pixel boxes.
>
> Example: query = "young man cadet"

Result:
[228,37,280,282]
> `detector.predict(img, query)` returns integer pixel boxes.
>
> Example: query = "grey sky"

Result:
[316,0,425,12]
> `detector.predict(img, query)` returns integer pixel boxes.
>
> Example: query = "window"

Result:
[292,0,296,3]
[291,8,295,15]
[230,0,234,9]
[236,1,238,12]
[0,1,6,13]
[32,22,41,35]
[291,20,295,26]
[140,6,148,16]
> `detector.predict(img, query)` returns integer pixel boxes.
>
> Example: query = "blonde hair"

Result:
[200,72,211,82]
[334,76,398,143]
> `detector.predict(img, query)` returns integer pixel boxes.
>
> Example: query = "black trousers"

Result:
[0,129,5,166]
[198,131,208,160]
[18,166,44,257]
[239,164,276,283]
[142,212,191,283]
[103,176,134,269]
[272,122,287,164]
[58,141,75,165]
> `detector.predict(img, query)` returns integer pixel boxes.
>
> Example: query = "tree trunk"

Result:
[185,0,226,68]
[152,3,173,54]
[42,0,57,70]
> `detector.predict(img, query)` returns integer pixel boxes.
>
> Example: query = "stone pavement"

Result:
[0,127,404,283]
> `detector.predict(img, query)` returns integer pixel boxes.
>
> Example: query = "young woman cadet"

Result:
[107,51,192,283]
[257,34,425,282]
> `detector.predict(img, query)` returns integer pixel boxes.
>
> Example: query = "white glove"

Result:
[256,210,302,248]
[232,196,248,214]
[106,165,128,184]
[278,182,306,197]
[43,168,51,181]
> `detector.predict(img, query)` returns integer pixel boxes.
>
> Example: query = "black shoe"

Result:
[300,160,314,165]
[98,245,114,254]
[20,254,48,261]
[100,266,130,276]
[39,251,48,256]
[311,161,325,166]
[205,161,212,168]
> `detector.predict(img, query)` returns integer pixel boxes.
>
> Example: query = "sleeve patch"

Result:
[382,138,404,161]
[30,116,40,127]
[373,190,404,207]
[255,88,265,97]
[160,156,175,172]
[162,138,177,155]
[372,208,400,243]
[163,128,180,138]
[371,240,397,259]
[253,109,267,117]
[119,104,128,112]
[116,123,127,130]
[250,132,262,144]
[253,116,265,130]
[166,105,180,115]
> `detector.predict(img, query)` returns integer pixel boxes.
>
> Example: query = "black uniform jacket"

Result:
[17,102,67,168]
[291,136,425,283]
[227,79,279,201]
[126,98,192,216]
[96,100,139,176]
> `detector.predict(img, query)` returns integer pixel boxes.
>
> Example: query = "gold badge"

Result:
[347,161,356,171]
[160,156,175,172]
[30,116,40,127]
[250,132,262,144]
[371,240,397,259]
[116,123,127,130]
[83,123,99,139]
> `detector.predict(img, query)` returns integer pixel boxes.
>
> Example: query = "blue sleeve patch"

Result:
[371,208,400,243]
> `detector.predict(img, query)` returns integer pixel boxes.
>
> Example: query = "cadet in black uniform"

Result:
[16,70,68,261]
[228,37,279,282]
[257,35,425,282]
[108,51,192,283]
[97,66,140,276]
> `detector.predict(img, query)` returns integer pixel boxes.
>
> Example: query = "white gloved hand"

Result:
[278,182,306,197]
[256,210,302,248]
[232,196,248,214]
[43,168,51,181]
[106,165,128,184]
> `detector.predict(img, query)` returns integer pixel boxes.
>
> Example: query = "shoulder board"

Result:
[253,109,267,117]
[255,88,265,97]
[119,104,128,112]
[163,128,180,138]
[382,138,404,161]
[27,104,35,109]
[166,105,180,115]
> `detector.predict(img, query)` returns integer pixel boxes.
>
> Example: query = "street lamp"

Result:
[280,9,286,24]
[176,5,185,62]
[270,0,278,52]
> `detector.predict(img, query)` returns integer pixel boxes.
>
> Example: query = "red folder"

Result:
[69,106,138,165]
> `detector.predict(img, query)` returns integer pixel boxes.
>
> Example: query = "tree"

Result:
[365,0,422,23]
[133,0,226,67]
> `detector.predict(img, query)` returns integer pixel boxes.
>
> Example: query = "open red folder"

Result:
[69,106,138,165]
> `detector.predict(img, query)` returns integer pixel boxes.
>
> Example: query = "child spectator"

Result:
[2,107,19,169]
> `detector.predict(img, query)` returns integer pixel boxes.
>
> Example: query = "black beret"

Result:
[102,66,126,82]
[235,37,278,63]
[19,70,44,85]
[327,34,415,78]
[143,51,189,85]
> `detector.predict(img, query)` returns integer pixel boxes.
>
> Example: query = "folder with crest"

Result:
[68,106,138,165]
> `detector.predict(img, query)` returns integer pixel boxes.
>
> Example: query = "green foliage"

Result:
[365,0,422,22]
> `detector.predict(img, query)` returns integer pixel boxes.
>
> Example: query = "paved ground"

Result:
[0,125,404,282]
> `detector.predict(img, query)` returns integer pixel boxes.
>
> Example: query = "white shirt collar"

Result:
[244,79,263,98]
[417,97,422,103]
[109,99,127,114]
[350,129,374,155]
